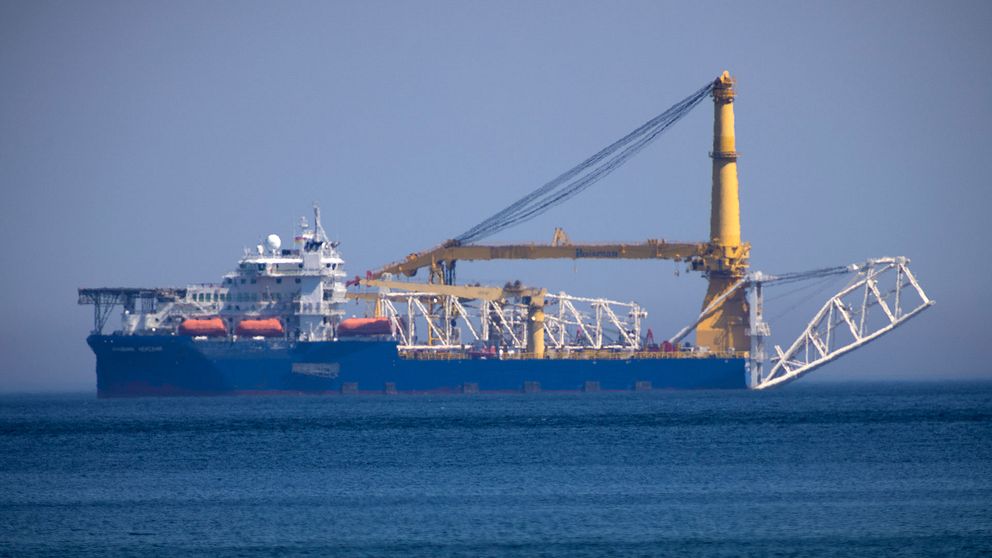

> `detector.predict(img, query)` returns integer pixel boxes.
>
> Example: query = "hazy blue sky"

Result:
[1,1,990,391]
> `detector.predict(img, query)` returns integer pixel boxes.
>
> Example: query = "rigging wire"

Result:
[765,274,846,323]
[758,265,854,288]
[454,81,716,245]
[763,274,840,304]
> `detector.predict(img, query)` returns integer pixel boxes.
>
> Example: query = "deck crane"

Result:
[370,72,749,354]
[358,71,933,386]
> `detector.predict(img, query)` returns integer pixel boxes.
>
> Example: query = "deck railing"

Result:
[398,349,748,361]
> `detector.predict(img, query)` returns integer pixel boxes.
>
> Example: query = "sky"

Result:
[1,0,990,392]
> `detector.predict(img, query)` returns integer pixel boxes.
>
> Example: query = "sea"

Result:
[1,382,990,557]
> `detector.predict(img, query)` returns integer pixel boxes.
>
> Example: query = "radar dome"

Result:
[266,234,282,252]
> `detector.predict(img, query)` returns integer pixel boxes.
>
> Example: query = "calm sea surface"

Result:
[1,382,990,557]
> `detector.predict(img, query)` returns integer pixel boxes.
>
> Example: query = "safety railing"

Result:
[398,349,748,361]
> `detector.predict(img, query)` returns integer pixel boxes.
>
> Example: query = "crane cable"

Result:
[453,80,716,245]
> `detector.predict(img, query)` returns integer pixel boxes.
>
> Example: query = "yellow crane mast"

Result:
[697,71,749,353]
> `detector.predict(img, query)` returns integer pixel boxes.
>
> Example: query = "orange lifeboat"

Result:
[178,317,227,337]
[235,318,284,338]
[337,317,393,337]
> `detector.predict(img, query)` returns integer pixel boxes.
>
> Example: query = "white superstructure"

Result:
[90,205,348,341]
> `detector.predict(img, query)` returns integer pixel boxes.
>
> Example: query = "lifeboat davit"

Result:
[235,318,284,338]
[178,317,227,337]
[337,317,393,337]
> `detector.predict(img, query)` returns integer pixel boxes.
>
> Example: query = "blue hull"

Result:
[87,335,749,397]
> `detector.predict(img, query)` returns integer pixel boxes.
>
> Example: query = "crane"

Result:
[351,71,933,388]
[367,71,749,353]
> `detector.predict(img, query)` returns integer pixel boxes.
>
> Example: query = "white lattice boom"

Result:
[752,257,933,389]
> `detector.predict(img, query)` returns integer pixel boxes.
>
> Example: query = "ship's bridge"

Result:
[233,254,345,277]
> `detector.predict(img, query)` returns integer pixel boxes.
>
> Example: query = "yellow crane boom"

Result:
[373,237,749,291]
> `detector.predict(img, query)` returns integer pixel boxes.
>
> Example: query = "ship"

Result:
[79,72,934,396]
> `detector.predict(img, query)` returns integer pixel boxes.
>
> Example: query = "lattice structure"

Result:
[751,257,933,389]
[77,288,183,334]
[374,290,645,353]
